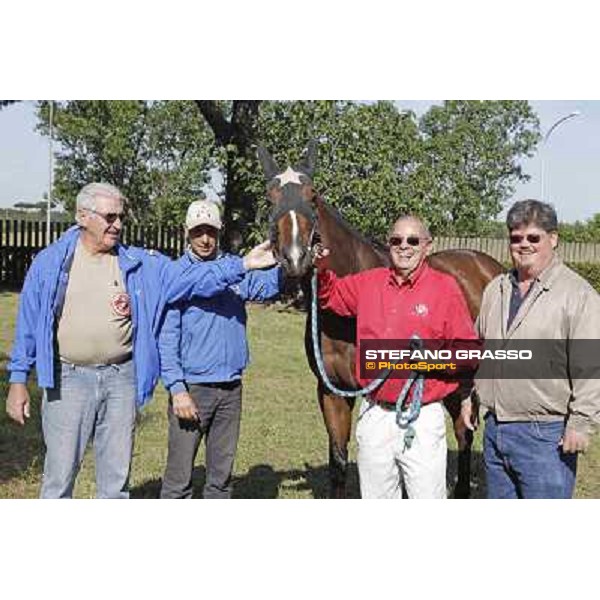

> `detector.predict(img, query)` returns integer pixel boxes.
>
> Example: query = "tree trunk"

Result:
[195,100,261,252]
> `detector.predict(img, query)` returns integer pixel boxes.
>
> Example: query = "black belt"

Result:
[192,380,241,390]
[376,401,397,411]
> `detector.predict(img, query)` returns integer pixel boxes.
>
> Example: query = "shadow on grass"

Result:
[131,450,485,499]
[0,284,23,295]
[131,462,361,499]
[232,462,361,499]
[0,361,45,487]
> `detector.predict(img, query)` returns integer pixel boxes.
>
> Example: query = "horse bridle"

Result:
[268,194,319,260]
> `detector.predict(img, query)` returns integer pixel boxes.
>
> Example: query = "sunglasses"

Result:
[388,235,423,247]
[509,233,542,245]
[87,208,126,224]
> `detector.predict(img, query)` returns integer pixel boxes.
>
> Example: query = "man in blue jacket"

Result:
[5,182,276,499]
[159,199,282,499]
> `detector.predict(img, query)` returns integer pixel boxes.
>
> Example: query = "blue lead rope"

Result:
[395,368,424,450]
[310,271,424,449]
[310,271,389,398]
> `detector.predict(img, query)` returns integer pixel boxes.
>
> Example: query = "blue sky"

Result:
[0,100,598,223]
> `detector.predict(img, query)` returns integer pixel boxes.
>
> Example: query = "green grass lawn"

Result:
[1,290,599,499]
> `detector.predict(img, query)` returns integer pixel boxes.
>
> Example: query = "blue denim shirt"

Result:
[158,250,282,393]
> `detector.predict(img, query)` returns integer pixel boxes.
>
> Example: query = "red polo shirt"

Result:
[317,262,477,404]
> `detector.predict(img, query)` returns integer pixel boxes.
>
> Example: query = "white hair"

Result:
[75,182,125,212]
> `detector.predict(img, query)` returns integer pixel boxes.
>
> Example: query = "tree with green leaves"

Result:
[252,101,423,243]
[37,101,214,226]
[414,100,540,234]
[250,100,539,240]
[35,100,541,248]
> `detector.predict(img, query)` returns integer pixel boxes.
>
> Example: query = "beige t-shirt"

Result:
[57,241,133,365]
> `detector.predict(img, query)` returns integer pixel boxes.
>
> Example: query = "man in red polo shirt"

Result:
[313,216,477,499]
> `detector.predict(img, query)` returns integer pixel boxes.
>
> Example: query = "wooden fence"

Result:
[0,220,186,286]
[2,219,600,286]
[432,237,600,264]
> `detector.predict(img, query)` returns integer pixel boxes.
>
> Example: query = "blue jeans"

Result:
[483,413,577,499]
[41,360,137,499]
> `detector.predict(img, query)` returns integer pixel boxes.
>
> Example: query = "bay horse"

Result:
[258,142,504,498]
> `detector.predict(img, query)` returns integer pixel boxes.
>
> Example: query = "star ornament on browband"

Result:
[275,166,304,187]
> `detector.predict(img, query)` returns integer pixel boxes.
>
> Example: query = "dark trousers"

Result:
[160,381,242,499]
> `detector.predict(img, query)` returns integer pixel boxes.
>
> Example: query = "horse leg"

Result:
[318,385,354,498]
[444,392,472,499]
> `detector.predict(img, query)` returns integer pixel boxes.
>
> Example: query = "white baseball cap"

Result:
[185,200,222,230]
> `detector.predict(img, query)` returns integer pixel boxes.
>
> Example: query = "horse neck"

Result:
[315,199,388,276]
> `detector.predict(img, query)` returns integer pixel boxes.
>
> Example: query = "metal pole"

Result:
[540,110,580,201]
[47,101,54,243]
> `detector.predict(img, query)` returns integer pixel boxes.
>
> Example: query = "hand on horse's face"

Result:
[311,243,330,271]
[243,240,277,271]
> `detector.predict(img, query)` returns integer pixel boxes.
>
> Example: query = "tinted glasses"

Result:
[87,208,126,224]
[388,235,423,247]
[509,233,542,245]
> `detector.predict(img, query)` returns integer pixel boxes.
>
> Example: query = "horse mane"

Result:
[315,196,389,274]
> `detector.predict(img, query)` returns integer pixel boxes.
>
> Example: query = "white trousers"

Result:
[356,399,447,499]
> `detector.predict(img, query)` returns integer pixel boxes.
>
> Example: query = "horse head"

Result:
[258,141,318,278]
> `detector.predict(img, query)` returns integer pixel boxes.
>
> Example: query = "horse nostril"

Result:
[279,252,291,268]
[282,247,295,261]
[299,249,310,267]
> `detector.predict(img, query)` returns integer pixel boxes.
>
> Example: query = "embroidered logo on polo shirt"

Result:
[111,292,131,317]
[413,303,429,317]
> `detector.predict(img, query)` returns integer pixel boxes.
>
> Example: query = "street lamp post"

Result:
[47,101,54,244]
[540,110,580,201]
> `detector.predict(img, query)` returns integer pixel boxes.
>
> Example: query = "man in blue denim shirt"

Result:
[159,200,282,499]
[5,183,276,498]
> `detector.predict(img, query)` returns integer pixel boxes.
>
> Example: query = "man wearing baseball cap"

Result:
[185,198,223,231]
[158,199,283,498]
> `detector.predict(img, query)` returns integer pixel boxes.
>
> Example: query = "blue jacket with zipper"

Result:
[158,250,282,394]
[8,226,248,407]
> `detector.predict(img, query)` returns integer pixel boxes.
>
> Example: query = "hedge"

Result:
[499,262,600,293]
[568,263,600,293]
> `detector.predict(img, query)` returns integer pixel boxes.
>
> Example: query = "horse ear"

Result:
[257,146,281,181]
[296,139,318,179]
